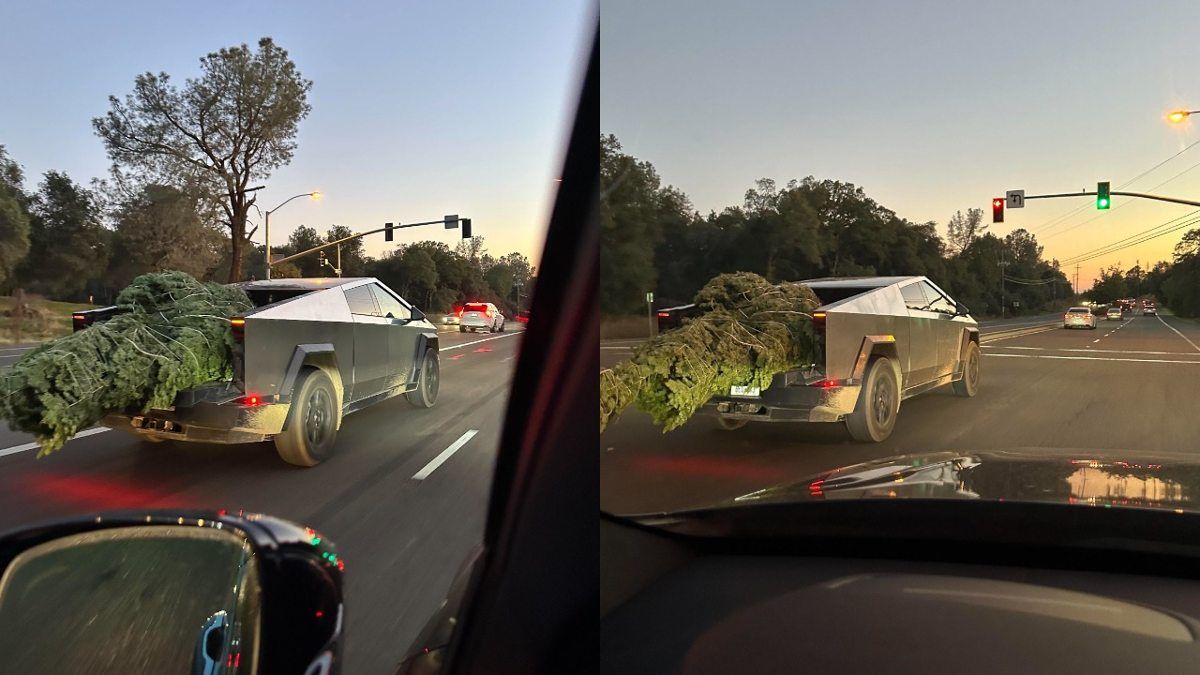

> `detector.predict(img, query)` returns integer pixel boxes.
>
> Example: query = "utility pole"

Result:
[336,244,342,278]
[998,252,1009,318]
[1074,264,1080,296]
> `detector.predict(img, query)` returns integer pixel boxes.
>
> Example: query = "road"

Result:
[600,310,1200,515]
[0,325,524,675]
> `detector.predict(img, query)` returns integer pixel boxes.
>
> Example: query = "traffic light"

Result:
[318,250,326,269]
[385,222,394,242]
[1097,181,1111,210]
[461,218,472,239]
[992,198,1004,224]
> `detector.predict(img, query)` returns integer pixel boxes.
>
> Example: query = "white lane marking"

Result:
[0,426,110,459]
[1093,339,1101,343]
[0,346,34,353]
[1157,315,1200,354]
[987,353,1200,365]
[984,346,1199,356]
[441,332,522,352]
[412,429,479,480]
[502,356,514,362]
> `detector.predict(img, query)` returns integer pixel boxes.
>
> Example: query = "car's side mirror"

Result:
[955,302,970,316]
[412,308,426,321]
[0,511,344,674]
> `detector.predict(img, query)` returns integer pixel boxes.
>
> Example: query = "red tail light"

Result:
[456,307,464,317]
[657,311,669,318]
[230,317,245,343]
[237,393,263,406]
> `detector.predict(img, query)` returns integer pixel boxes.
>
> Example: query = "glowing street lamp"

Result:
[1166,110,1199,124]
[264,191,322,279]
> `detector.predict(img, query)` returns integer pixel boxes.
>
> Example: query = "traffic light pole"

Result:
[269,216,471,270]
[1022,190,1200,209]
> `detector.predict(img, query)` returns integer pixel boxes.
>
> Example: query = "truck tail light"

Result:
[72,314,87,331]
[812,311,826,334]
[657,311,670,318]
[230,317,245,343]
[237,394,265,406]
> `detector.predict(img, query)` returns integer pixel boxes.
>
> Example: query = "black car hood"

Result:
[724,448,1200,513]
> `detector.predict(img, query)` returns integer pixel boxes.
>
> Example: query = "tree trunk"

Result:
[227,201,249,283]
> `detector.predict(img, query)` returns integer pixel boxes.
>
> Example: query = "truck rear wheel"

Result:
[846,357,898,443]
[275,367,338,467]
[952,341,981,398]
[407,350,440,408]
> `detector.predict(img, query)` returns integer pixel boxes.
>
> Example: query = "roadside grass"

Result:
[601,314,657,340]
[0,296,98,344]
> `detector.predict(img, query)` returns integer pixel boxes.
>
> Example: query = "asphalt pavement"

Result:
[0,324,525,675]
[601,310,1200,515]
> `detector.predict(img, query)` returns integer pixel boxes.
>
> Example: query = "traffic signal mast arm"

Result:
[1022,190,1200,209]
[270,216,472,269]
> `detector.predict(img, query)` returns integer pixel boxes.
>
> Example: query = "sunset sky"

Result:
[0,0,592,265]
[601,0,1200,288]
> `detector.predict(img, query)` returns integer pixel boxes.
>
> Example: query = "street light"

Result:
[1166,110,1200,124]
[264,191,322,279]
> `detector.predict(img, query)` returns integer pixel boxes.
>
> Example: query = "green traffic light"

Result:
[1097,181,1111,210]
[1098,198,1109,208]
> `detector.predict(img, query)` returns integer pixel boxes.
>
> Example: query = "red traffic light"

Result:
[992,198,1004,223]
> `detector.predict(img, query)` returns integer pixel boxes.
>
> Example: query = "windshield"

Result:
[600,1,1200,524]
[0,3,587,672]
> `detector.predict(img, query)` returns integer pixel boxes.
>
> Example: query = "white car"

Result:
[459,302,505,333]
[1064,306,1096,329]
[1106,307,1123,321]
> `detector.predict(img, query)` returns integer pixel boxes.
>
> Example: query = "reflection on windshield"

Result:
[735,454,1197,511]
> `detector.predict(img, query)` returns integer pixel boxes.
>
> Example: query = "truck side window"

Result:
[370,284,411,320]
[345,286,381,316]
[918,281,956,315]
[900,283,928,311]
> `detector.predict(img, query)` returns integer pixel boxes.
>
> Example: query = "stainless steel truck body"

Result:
[77,277,440,465]
[706,276,981,442]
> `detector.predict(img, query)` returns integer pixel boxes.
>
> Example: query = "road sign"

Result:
[1006,190,1025,209]
[646,292,654,303]
[444,214,459,229]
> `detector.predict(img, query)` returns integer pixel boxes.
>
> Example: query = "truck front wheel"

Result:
[846,357,899,443]
[275,367,339,467]
[407,350,440,408]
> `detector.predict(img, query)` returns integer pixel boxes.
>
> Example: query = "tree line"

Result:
[0,145,531,315]
[601,134,1071,317]
[1083,231,1200,317]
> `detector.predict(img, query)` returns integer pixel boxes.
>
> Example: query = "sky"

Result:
[0,0,593,265]
[601,0,1200,288]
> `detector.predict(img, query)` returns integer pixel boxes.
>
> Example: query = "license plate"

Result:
[730,385,760,397]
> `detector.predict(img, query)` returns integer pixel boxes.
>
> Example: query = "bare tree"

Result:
[93,37,312,281]
[946,207,987,256]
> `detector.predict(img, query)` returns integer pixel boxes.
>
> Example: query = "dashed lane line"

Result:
[987,353,1200,365]
[412,429,479,480]
[0,426,110,459]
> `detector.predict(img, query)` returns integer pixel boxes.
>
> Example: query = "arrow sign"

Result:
[1006,190,1025,209]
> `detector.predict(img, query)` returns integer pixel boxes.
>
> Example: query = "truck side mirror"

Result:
[955,302,970,316]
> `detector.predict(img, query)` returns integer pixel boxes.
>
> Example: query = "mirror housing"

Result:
[0,511,344,674]
[955,301,970,317]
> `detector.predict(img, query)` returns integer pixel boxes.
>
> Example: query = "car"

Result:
[459,302,505,333]
[655,302,702,332]
[515,309,531,324]
[1106,307,1123,320]
[79,277,441,466]
[1064,306,1097,329]
[441,311,460,326]
[1144,303,1158,316]
[706,275,980,443]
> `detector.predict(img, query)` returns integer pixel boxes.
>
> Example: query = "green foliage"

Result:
[0,147,30,290]
[600,272,820,433]
[18,171,109,299]
[107,184,225,288]
[0,271,252,455]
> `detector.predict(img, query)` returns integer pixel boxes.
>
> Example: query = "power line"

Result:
[1059,208,1200,264]
[1029,137,1200,236]
[1043,156,1200,241]
[1063,213,1200,266]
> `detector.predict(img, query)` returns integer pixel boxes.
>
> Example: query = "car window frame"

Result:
[344,284,381,317]
[368,283,412,321]
[918,281,956,315]
[900,282,929,312]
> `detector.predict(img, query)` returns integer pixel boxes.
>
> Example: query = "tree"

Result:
[0,147,31,289]
[19,171,109,299]
[1088,264,1128,303]
[946,208,986,256]
[281,225,324,277]
[601,134,667,313]
[325,225,368,276]
[107,184,225,288]
[93,37,313,282]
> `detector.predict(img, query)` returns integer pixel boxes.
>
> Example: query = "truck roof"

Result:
[800,276,923,288]
[234,277,371,291]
